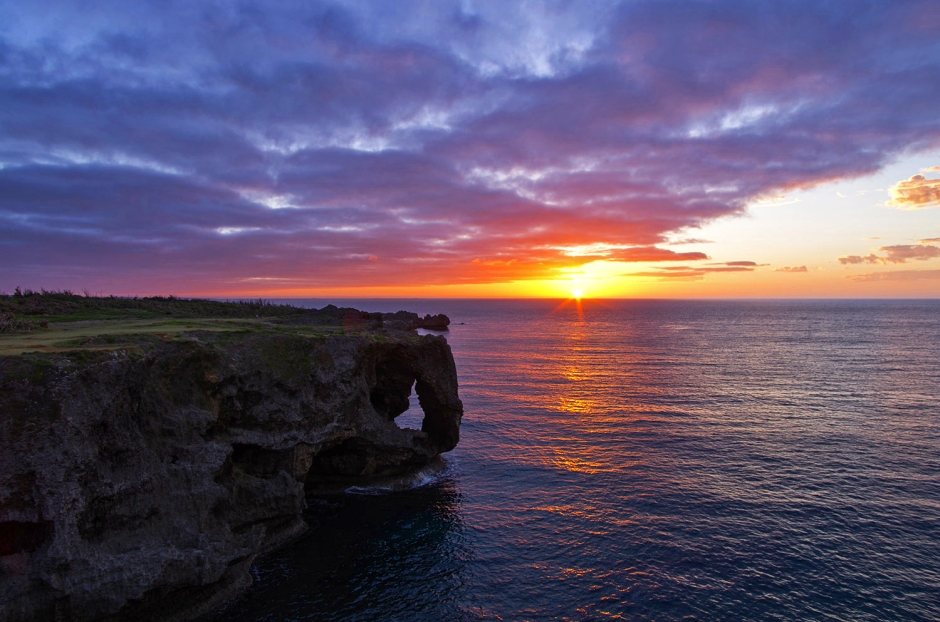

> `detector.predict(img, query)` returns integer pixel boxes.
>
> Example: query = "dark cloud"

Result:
[3,0,940,291]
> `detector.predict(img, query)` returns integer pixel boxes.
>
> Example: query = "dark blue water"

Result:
[209,299,940,621]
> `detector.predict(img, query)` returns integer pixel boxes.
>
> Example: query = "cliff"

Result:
[0,299,462,622]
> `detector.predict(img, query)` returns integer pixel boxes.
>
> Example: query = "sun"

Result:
[572,289,583,299]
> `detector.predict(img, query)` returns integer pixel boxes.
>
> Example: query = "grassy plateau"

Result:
[0,290,391,356]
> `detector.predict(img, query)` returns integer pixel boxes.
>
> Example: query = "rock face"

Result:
[0,330,462,622]
[411,313,451,331]
[377,311,450,331]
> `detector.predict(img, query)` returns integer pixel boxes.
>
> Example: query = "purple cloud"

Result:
[3,0,940,292]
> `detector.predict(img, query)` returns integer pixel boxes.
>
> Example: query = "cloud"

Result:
[879,244,940,262]
[623,262,759,280]
[839,254,881,265]
[848,270,940,282]
[666,238,714,245]
[888,173,940,209]
[839,242,940,265]
[3,1,940,291]
[775,266,808,273]
[607,247,709,262]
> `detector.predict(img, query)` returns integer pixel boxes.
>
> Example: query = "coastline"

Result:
[0,294,462,622]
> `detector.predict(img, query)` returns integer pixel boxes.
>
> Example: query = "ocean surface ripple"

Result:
[209,299,940,621]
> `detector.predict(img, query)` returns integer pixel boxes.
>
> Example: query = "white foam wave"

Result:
[344,457,449,495]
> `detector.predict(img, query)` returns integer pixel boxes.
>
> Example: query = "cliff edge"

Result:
[0,296,462,622]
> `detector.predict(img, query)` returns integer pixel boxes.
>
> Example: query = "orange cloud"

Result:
[667,238,714,245]
[623,262,759,280]
[607,247,709,262]
[839,242,940,265]
[848,269,940,282]
[839,254,881,265]
[888,171,940,209]
[775,265,808,272]
[880,244,940,262]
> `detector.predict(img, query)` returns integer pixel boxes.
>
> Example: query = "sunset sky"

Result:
[2,0,940,298]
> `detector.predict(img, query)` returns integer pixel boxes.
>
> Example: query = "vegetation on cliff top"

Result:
[0,290,423,356]
[0,288,368,323]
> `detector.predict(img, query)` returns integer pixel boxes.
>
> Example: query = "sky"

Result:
[2,0,940,298]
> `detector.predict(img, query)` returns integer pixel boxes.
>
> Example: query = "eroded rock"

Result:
[0,329,462,621]
[412,313,451,330]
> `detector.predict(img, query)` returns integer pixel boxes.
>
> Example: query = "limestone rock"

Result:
[0,329,462,621]
[412,313,451,330]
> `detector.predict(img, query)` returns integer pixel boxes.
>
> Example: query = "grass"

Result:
[0,291,389,355]
[0,319,250,355]
[0,289,321,323]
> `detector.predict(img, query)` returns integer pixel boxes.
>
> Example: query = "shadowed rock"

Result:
[378,311,451,331]
[0,328,462,622]
[412,313,450,331]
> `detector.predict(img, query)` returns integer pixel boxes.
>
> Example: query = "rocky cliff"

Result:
[0,326,462,621]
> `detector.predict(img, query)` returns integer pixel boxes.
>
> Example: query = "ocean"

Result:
[207,299,940,621]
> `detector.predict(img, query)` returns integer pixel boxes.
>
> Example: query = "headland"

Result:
[0,292,462,622]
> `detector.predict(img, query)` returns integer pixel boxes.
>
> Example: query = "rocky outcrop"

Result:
[0,329,462,622]
[411,313,450,330]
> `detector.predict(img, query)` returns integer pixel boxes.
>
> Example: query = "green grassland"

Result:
[0,291,388,356]
[0,289,319,323]
[1,318,257,355]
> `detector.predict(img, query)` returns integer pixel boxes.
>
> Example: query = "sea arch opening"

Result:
[370,357,427,433]
[395,381,425,430]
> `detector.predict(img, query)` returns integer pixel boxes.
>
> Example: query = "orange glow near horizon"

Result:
[169,272,621,300]
[551,294,596,322]
[84,256,940,301]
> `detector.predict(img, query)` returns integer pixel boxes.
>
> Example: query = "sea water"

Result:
[207,299,940,621]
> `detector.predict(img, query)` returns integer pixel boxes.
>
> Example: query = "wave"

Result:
[344,456,450,495]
